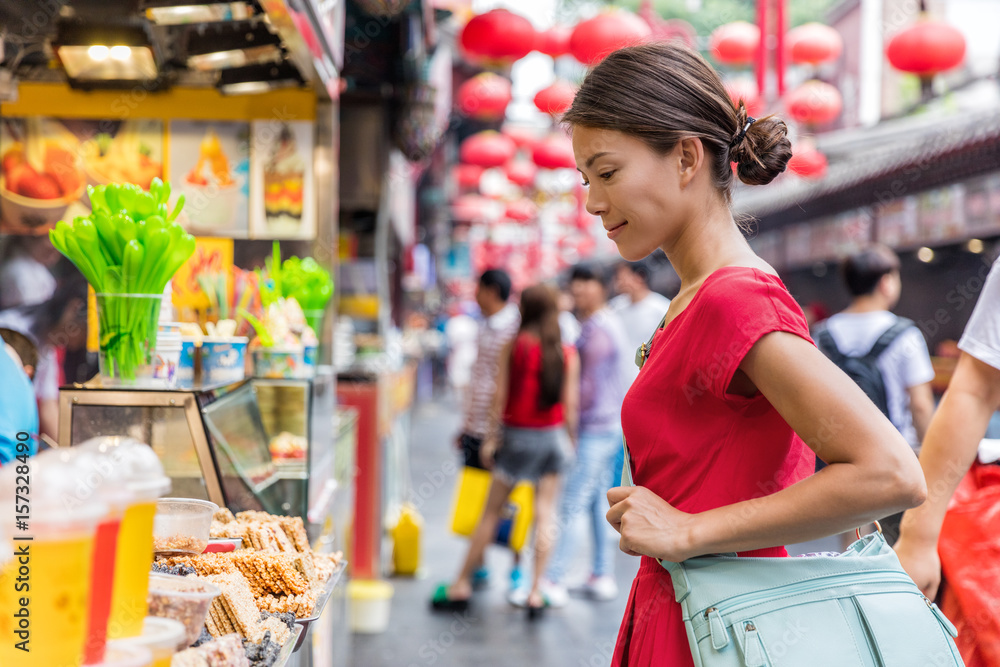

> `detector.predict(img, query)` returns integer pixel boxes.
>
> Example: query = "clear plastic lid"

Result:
[76,437,171,502]
[91,642,153,667]
[0,450,107,536]
[114,617,186,654]
[46,445,134,515]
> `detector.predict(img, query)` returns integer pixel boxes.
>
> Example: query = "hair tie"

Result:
[730,117,756,149]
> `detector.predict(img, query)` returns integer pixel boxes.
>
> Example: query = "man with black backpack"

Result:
[814,245,936,543]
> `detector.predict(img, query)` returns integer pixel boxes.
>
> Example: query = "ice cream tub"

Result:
[252,346,311,379]
[177,336,248,384]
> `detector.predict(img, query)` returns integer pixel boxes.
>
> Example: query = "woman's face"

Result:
[572,126,687,261]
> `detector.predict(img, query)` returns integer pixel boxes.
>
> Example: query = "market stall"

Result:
[0,0,364,664]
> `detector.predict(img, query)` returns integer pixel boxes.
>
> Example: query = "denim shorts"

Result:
[494,425,572,484]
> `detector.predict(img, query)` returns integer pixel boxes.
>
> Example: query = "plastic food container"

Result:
[152,332,182,387]
[348,579,394,634]
[147,573,221,647]
[153,498,218,557]
[177,336,248,384]
[89,643,153,667]
[112,617,186,667]
[253,346,309,379]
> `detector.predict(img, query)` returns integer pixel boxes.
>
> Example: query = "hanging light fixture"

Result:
[141,0,254,25]
[217,61,304,95]
[54,22,161,85]
[185,22,284,70]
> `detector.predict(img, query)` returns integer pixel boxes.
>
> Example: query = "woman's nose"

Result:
[586,187,607,217]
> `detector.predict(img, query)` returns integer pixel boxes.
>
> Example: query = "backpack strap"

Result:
[813,324,846,364]
[867,317,914,359]
[634,313,668,370]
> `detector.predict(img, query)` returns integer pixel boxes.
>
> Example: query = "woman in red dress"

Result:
[563,43,928,665]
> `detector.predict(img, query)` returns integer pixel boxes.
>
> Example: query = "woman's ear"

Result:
[677,137,705,190]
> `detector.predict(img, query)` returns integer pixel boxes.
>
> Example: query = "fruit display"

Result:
[81,120,163,190]
[2,140,84,199]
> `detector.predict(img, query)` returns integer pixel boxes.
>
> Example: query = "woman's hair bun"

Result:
[730,106,792,186]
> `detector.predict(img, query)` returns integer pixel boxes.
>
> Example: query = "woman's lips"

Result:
[607,220,628,240]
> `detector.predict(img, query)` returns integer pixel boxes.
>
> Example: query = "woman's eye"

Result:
[581,180,590,187]
[600,170,615,180]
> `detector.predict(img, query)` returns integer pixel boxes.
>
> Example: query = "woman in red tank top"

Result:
[564,43,928,665]
[433,284,579,617]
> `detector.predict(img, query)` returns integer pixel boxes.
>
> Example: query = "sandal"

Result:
[430,583,470,611]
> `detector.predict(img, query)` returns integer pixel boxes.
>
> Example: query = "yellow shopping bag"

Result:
[450,466,534,552]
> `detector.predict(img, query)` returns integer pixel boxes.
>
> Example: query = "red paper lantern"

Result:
[788,146,828,179]
[504,199,537,222]
[460,131,517,168]
[785,80,842,125]
[453,164,484,190]
[533,81,577,115]
[886,20,966,76]
[460,9,536,62]
[569,10,652,67]
[504,160,537,188]
[451,194,500,223]
[456,73,512,121]
[502,125,540,150]
[536,26,572,57]
[532,134,576,170]
[786,23,843,65]
[724,78,763,117]
[709,21,760,66]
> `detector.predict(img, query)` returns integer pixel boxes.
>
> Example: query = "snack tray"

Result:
[275,625,303,666]
[292,561,347,652]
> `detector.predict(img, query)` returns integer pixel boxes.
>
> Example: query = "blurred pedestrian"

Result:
[895,255,1000,600]
[0,276,88,440]
[609,259,671,391]
[541,263,626,606]
[566,42,925,665]
[813,245,935,543]
[454,269,521,589]
[557,287,580,345]
[444,304,478,394]
[433,284,580,619]
[0,328,39,464]
[0,235,59,310]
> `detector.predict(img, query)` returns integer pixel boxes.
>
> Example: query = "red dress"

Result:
[612,267,816,666]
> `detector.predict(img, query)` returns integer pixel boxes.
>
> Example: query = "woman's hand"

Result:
[607,486,698,562]
[894,535,942,599]
[480,436,499,469]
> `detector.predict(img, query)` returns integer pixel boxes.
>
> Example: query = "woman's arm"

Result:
[907,381,936,445]
[607,330,927,562]
[562,348,581,446]
[895,352,1000,597]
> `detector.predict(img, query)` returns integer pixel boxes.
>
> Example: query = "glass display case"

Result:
[57,366,355,549]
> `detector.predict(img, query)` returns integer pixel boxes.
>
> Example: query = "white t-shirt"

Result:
[609,291,672,389]
[823,311,935,448]
[959,256,1000,371]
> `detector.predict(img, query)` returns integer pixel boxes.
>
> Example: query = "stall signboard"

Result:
[917,185,965,244]
[250,120,315,240]
[172,237,235,310]
[963,175,995,236]
[875,196,919,248]
[169,120,250,238]
[830,208,874,258]
[0,117,163,234]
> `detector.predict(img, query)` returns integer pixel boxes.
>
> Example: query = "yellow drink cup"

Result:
[0,533,96,666]
[107,501,157,639]
[111,617,184,667]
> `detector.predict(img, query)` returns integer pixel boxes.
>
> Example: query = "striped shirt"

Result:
[463,303,521,438]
